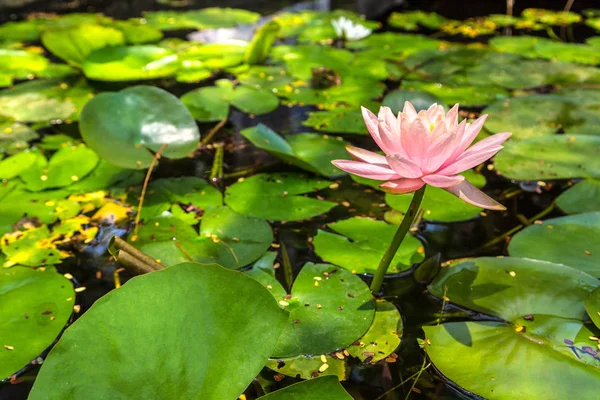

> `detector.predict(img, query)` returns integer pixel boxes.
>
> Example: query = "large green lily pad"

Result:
[29,263,289,400]
[135,206,272,269]
[271,263,374,357]
[424,320,600,400]
[83,45,179,81]
[224,173,336,221]
[425,256,600,398]
[556,179,600,214]
[258,376,352,400]
[494,135,600,180]
[240,124,349,177]
[181,79,279,122]
[79,85,200,169]
[313,217,424,275]
[41,23,124,66]
[0,267,74,380]
[508,213,600,277]
[429,257,599,321]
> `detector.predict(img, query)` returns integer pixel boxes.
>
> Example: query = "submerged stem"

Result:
[370,186,426,294]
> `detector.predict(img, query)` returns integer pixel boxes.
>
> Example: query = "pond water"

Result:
[1,0,600,399]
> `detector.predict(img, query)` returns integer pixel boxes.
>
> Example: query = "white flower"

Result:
[331,16,372,41]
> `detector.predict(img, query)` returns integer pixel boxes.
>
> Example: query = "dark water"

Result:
[0,0,586,399]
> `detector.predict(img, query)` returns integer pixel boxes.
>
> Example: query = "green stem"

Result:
[370,186,426,294]
[210,143,224,181]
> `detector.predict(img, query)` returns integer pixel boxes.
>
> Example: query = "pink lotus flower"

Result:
[332,102,511,210]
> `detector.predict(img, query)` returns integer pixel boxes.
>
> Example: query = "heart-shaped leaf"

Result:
[181,79,279,122]
[224,173,336,221]
[131,177,222,221]
[135,206,272,269]
[79,85,200,169]
[29,263,289,400]
[19,145,100,192]
[272,263,374,357]
[313,217,424,275]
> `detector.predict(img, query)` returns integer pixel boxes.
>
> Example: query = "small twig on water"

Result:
[133,143,168,238]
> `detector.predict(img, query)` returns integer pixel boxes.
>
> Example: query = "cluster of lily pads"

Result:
[1,5,599,399]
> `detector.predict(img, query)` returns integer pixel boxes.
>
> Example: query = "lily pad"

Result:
[494,135,600,180]
[387,11,450,30]
[245,252,287,300]
[556,179,600,214]
[401,81,509,107]
[426,256,600,398]
[41,23,125,66]
[302,107,369,135]
[383,89,445,113]
[258,376,352,400]
[79,85,200,169]
[240,124,349,177]
[19,145,100,192]
[346,300,402,363]
[181,79,279,122]
[0,266,74,380]
[112,20,163,44]
[135,206,272,269]
[0,49,50,87]
[271,45,387,82]
[266,354,347,380]
[508,213,600,277]
[483,95,569,140]
[271,262,374,357]
[0,119,38,152]
[29,263,289,400]
[224,173,336,221]
[280,79,384,111]
[143,8,260,31]
[424,320,600,400]
[0,78,94,123]
[385,171,486,223]
[313,217,424,275]
[83,45,179,81]
[429,257,599,321]
[133,177,222,220]
[585,286,600,330]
